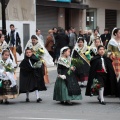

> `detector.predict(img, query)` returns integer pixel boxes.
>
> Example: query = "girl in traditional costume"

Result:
[0,49,18,104]
[107,28,120,97]
[72,37,91,86]
[86,45,117,105]
[19,48,47,102]
[89,29,100,46]
[90,37,103,57]
[53,47,82,105]
[0,34,16,66]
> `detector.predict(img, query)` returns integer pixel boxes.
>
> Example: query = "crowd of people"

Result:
[0,24,120,106]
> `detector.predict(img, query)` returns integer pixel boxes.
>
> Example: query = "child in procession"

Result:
[86,45,118,105]
[0,49,18,104]
[53,47,82,105]
[19,47,46,103]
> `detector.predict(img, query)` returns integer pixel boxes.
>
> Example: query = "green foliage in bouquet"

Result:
[67,58,83,75]
[0,61,15,73]
[35,48,44,58]
[71,58,83,67]
[91,79,102,96]
[33,61,42,68]
[5,63,15,72]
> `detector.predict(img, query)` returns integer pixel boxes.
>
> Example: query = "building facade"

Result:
[84,0,120,33]
[36,0,120,36]
[36,0,88,38]
[0,0,36,60]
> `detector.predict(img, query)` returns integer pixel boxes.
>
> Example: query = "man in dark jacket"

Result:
[55,28,69,59]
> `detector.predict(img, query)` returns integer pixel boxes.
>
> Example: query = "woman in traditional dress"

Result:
[107,28,120,97]
[25,35,54,84]
[53,47,82,105]
[90,37,103,57]
[0,49,18,104]
[86,45,117,105]
[0,34,16,66]
[72,37,91,87]
[89,29,100,46]
[19,48,47,102]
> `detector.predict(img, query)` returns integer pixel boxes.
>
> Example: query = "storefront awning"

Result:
[36,0,89,9]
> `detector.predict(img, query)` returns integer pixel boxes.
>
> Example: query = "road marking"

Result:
[8,117,87,120]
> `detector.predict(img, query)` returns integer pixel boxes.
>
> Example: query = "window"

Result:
[86,9,97,30]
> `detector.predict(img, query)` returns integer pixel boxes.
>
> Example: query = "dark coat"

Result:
[19,55,46,93]
[85,55,118,96]
[100,33,111,47]
[55,32,69,51]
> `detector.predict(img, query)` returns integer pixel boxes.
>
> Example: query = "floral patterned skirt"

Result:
[0,80,18,100]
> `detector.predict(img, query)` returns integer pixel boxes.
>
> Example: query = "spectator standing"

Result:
[36,29,44,46]
[7,24,21,64]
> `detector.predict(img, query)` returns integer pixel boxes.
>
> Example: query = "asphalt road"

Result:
[0,67,120,120]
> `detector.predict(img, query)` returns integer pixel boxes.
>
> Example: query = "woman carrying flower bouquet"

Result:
[85,45,118,105]
[72,37,91,87]
[19,48,46,102]
[53,47,82,105]
[25,35,54,84]
[0,49,18,104]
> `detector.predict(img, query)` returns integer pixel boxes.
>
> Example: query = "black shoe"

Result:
[60,101,65,104]
[100,101,106,105]
[97,97,101,103]
[37,98,42,103]
[0,100,3,104]
[4,101,9,104]
[26,98,30,102]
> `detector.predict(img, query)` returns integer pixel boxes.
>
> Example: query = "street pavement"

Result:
[0,66,120,120]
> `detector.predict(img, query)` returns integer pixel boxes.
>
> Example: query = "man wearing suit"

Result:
[100,29,111,48]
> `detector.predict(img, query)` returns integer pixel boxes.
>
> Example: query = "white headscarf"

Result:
[25,35,54,67]
[74,37,88,54]
[58,46,71,68]
[60,46,69,57]
[108,28,120,51]
[111,27,117,39]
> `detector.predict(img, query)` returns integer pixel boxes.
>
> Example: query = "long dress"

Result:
[72,43,90,82]
[53,57,82,101]
[0,58,18,100]
[26,41,50,84]
[19,54,46,93]
[85,55,118,96]
[107,38,120,97]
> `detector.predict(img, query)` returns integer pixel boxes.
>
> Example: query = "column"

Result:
[58,8,65,29]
